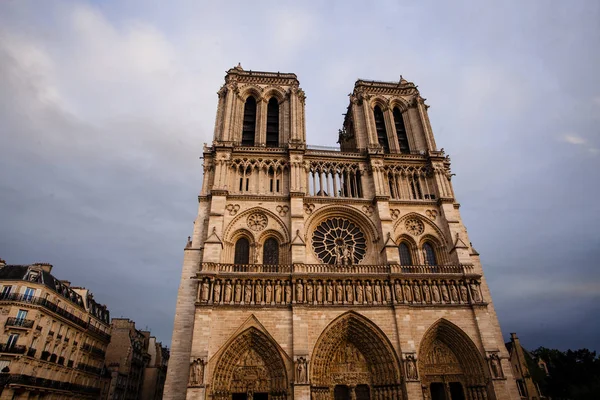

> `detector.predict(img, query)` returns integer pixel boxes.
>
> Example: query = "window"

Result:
[23,287,35,301]
[423,242,437,265]
[373,106,389,153]
[263,238,279,265]
[266,98,279,147]
[234,238,250,265]
[16,310,28,322]
[393,107,410,154]
[1,286,12,298]
[7,334,19,349]
[399,243,412,266]
[242,96,257,146]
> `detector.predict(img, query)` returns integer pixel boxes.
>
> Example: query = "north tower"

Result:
[163,65,520,400]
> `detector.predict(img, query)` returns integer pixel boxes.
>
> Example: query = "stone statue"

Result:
[306,281,314,303]
[201,280,210,302]
[265,281,273,303]
[403,283,412,302]
[326,281,333,303]
[285,281,292,303]
[441,283,450,303]
[213,280,221,303]
[470,282,481,303]
[296,357,308,383]
[336,282,343,303]
[422,282,431,303]
[356,283,364,304]
[384,281,392,303]
[316,281,323,303]
[450,282,459,302]
[405,355,417,380]
[235,281,242,303]
[342,244,353,265]
[394,281,403,303]
[374,283,382,303]
[460,283,468,303]
[255,281,263,303]
[296,280,304,303]
[244,281,252,303]
[189,358,205,386]
[365,282,373,303]
[490,354,503,378]
[345,282,353,303]
[413,283,421,302]
[431,284,440,303]
[274,281,282,304]
[224,280,232,303]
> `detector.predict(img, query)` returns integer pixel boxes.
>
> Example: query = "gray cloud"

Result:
[1,0,598,350]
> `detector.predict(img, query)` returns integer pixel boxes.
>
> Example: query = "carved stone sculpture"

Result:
[265,281,273,303]
[404,283,412,302]
[201,280,210,302]
[285,281,292,303]
[395,281,403,303]
[255,281,263,303]
[235,281,242,303]
[374,283,382,303]
[326,281,333,303]
[336,282,343,303]
[470,282,481,303]
[441,282,450,302]
[405,355,418,380]
[224,280,232,303]
[189,358,205,386]
[384,281,392,303]
[213,280,222,303]
[296,357,308,384]
[306,281,314,303]
[365,282,373,303]
[316,281,323,303]
[356,283,364,304]
[274,281,282,304]
[431,284,440,303]
[296,280,304,303]
[244,282,252,303]
[460,283,469,303]
[450,282,459,302]
[422,282,431,303]
[345,282,353,303]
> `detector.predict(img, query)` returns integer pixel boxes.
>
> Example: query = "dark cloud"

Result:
[0,0,598,350]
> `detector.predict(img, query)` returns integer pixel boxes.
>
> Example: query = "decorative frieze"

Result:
[196,275,484,307]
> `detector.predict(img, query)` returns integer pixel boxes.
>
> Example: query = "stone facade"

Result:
[0,259,111,399]
[505,334,545,399]
[141,336,170,400]
[163,65,521,400]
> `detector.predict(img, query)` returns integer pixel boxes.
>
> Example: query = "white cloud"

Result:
[563,134,587,145]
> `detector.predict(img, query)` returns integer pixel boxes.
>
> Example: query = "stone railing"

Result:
[196,273,484,308]
[199,263,475,276]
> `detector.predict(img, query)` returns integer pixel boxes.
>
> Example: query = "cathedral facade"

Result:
[163,65,520,400]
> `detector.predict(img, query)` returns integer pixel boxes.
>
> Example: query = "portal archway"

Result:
[212,327,289,400]
[311,312,403,400]
[418,319,490,400]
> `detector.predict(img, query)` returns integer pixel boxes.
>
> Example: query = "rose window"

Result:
[247,212,268,232]
[312,218,367,265]
[405,218,424,236]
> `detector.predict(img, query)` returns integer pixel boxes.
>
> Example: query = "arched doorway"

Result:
[212,327,289,400]
[418,319,490,400]
[311,312,403,400]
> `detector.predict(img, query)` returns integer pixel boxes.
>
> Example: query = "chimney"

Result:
[32,263,53,273]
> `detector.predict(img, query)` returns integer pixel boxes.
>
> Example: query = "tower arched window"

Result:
[393,107,410,154]
[262,238,279,265]
[266,98,279,147]
[423,242,437,266]
[242,96,257,146]
[399,243,412,266]
[234,237,250,265]
[373,106,389,153]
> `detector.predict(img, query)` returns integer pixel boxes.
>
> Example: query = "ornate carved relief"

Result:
[404,354,419,381]
[295,356,308,384]
[247,212,268,232]
[390,209,401,220]
[188,358,205,386]
[275,205,289,217]
[405,218,425,236]
[361,205,373,216]
[425,210,437,220]
[198,276,483,307]
[226,204,240,216]
[304,203,315,214]
[488,352,504,379]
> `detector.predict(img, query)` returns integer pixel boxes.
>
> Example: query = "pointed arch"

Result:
[418,319,488,389]
[212,327,289,398]
[263,86,286,103]
[394,212,448,245]
[241,96,257,146]
[311,311,402,388]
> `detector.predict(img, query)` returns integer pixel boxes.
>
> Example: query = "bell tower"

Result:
[163,68,520,400]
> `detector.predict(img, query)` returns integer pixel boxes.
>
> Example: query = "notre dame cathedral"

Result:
[163,65,520,400]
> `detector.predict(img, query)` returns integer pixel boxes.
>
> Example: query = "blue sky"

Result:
[1,0,599,351]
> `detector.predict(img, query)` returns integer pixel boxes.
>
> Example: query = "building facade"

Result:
[505,334,546,399]
[104,318,152,400]
[163,65,521,400]
[140,336,170,400]
[0,259,111,399]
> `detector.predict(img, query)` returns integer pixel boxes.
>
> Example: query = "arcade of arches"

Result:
[207,315,492,400]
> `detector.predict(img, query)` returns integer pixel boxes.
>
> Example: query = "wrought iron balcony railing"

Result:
[0,344,27,354]
[5,317,35,329]
[3,374,101,395]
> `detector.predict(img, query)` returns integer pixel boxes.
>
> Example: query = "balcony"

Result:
[5,317,34,329]
[82,343,106,358]
[199,263,475,276]
[0,344,27,354]
[41,351,50,361]
[76,362,103,375]
[3,374,101,395]
[27,348,37,357]
[48,330,55,337]
[58,356,65,365]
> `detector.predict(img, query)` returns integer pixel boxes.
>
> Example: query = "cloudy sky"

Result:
[1,0,599,351]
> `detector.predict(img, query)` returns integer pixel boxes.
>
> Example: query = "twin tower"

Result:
[163,65,520,400]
